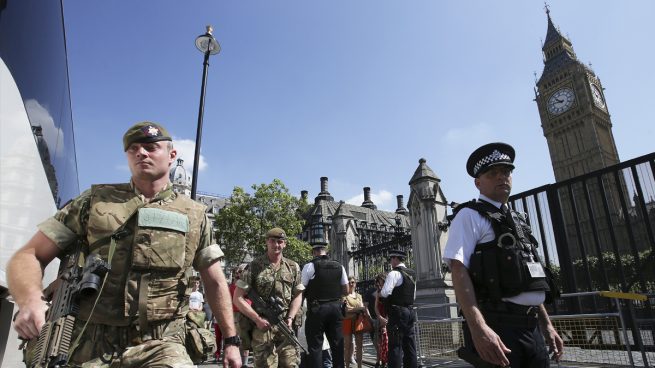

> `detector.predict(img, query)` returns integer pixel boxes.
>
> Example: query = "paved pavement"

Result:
[194,335,476,367]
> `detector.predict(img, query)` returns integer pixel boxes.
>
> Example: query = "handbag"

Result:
[354,313,373,333]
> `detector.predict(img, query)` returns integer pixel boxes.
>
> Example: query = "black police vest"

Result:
[305,256,343,303]
[452,199,552,302]
[388,266,416,306]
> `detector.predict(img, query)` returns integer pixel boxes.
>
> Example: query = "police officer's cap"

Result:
[466,142,515,178]
[266,227,287,240]
[311,242,327,250]
[388,249,407,259]
[123,121,172,151]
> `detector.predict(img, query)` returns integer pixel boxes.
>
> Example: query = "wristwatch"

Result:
[223,335,241,347]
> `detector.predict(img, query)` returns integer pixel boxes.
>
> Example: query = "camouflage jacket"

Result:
[237,254,302,314]
[38,182,224,325]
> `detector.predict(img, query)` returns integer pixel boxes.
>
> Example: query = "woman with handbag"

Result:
[342,276,370,368]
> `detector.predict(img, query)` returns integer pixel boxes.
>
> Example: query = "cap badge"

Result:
[144,125,161,137]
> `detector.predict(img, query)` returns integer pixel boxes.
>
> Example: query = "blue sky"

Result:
[64,1,655,211]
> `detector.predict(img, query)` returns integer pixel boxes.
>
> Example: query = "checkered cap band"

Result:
[473,149,511,176]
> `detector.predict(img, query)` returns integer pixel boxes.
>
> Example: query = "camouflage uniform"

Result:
[237,254,303,368]
[37,182,223,367]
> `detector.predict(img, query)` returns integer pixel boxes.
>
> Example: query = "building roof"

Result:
[170,158,190,186]
[308,199,410,229]
[537,10,592,85]
[544,11,563,47]
[409,158,440,185]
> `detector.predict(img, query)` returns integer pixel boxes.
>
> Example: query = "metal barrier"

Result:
[412,291,654,367]
[551,291,653,367]
[413,303,463,366]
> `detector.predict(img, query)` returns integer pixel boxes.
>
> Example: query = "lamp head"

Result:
[195,25,221,55]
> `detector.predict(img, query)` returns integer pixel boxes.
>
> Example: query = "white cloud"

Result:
[345,189,395,211]
[24,99,65,156]
[115,164,129,172]
[172,137,208,173]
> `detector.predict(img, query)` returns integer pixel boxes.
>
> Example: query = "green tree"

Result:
[214,179,312,266]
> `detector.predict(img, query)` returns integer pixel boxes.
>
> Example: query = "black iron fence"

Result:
[509,152,655,355]
[350,233,413,291]
[509,151,655,298]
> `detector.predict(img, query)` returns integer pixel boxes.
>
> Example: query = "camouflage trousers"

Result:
[252,324,299,368]
[68,318,195,367]
[235,311,254,350]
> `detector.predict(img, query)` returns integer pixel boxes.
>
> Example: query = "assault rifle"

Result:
[24,240,110,367]
[247,288,308,354]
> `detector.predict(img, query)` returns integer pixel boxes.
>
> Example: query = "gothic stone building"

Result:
[301,159,452,309]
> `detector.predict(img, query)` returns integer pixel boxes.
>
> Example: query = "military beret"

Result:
[466,142,515,178]
[266,227,287,239]
[123,121,172,151]
[388,249,407,259]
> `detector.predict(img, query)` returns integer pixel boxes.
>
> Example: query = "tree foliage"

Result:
[214,179,312,266]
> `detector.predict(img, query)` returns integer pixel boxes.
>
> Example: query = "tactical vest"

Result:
[452,199,551,302]
[305,256,343,303]
[388,266,416,307]
[79,183,207,326]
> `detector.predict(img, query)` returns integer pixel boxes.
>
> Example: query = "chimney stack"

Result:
[314,176,334,204]
[396,195,408,215]
[361,187,377,210]
[320,177,328,193]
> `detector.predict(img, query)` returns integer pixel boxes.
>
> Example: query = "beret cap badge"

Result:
[143,125,162,137]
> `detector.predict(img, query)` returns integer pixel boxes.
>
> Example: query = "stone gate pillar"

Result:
[408,158,455,317]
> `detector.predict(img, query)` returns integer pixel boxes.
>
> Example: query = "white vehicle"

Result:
[0,0,79,365]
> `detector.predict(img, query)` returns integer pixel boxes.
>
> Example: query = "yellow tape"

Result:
[599,291,647,301]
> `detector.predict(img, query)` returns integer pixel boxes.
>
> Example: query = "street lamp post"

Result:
[191,25,221,200]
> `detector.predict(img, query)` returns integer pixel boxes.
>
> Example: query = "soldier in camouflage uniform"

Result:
[8,121,242,367]
[233,228,304,368]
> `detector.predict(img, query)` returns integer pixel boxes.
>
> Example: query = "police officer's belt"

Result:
[477,301,539,328]
[478,301,538,315]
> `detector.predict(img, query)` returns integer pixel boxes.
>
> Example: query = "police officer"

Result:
[233,227,304,368]
[443,142,564,367]
[7,121,241,367]
[379,249,417,368]
[301,243,349,368]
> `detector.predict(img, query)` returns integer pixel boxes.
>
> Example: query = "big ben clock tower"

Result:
[535,7,620,182]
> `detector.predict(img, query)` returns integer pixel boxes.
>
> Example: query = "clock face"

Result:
[547,88,575,115]
[590,83,605,109]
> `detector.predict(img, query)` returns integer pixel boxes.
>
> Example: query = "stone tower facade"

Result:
[535,9,620,181]
[534,8,627,260]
